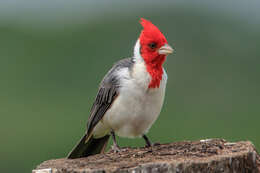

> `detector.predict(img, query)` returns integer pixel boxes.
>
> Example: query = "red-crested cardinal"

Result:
[68,18,174,159]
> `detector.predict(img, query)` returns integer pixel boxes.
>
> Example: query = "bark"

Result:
[33,139,260,173]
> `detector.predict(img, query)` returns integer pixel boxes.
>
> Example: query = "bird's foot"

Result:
[145,142,161,148]
[152,142,161,146]
[110,145,126,153]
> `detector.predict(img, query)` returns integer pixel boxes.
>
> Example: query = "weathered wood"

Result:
[33,139,260,173]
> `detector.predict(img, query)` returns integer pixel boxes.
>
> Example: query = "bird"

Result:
[67,18,174,159]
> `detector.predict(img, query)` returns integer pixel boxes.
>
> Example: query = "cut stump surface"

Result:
[33,139,260,173]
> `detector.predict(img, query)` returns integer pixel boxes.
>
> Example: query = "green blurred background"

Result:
[0,0,259,172]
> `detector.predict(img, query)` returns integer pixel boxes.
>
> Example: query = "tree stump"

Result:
[33,139,260,173]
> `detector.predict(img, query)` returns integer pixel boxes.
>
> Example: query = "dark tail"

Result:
[67,134,110,159]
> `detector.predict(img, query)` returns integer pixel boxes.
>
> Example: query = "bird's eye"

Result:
[148,42,157,49]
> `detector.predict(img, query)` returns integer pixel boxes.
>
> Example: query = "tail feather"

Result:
[67,134,110,159]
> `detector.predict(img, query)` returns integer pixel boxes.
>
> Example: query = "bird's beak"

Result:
[158,44,174,55]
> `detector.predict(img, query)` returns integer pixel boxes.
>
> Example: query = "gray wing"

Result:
[86,58,134,136]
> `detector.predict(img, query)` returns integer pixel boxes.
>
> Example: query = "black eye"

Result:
[148,42,157,49]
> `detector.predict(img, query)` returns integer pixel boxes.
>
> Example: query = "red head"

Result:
[139,18,173,88]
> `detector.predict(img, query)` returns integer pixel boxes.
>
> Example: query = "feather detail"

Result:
[146,55,165,88]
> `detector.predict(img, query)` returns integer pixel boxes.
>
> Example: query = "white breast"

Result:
[101,59,167,138]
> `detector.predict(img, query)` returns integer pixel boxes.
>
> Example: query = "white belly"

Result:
[105,81,166,138]
[92,57,167,138]
[94,73,166,139]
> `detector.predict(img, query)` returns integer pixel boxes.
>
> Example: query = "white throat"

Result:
[133,39,143,63]
[128,39,151,90]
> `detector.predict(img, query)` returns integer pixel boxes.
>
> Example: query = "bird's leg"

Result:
[143,134,152,147]
[110,131,121,152]
[143,134,160,147]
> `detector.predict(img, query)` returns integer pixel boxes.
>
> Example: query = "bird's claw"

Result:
[111,145,123,153]
[145,142,160,148]
[152,142,161,146]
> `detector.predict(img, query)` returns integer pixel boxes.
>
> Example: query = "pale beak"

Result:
[158,44,174,55]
